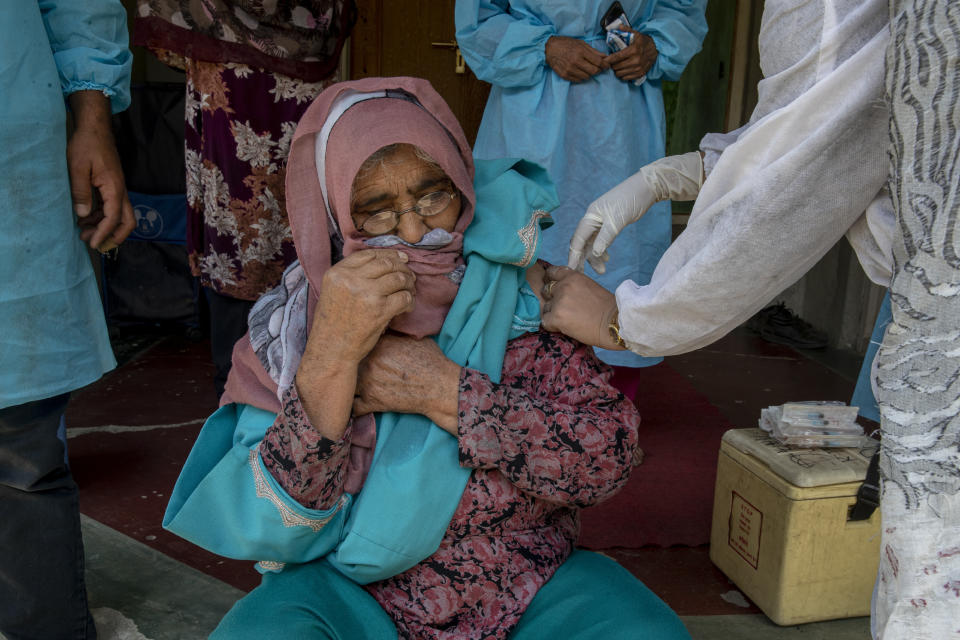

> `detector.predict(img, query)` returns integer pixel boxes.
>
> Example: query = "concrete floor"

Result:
[82,516,241,639]
[684,615,870,640]
[0,516,240,640]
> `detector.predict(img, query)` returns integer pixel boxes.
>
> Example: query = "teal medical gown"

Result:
[0,1,131,409]
[456,0,706,366]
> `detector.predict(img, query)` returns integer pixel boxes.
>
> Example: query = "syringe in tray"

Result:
[781,402,859,424]
[780,416,862,431]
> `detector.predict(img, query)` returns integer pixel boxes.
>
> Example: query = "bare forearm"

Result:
[296,358,359,441]
[68,90,113,135]
[424,358,461,435]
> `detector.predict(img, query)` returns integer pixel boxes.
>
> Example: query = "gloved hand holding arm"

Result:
[567,151,704,273]
[540,266,624,351]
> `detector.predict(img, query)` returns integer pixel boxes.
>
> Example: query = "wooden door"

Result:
[349,0,491,145]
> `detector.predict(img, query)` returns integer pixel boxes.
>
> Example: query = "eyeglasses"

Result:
[354,190,458,236]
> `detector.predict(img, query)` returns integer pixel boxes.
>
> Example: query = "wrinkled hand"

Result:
[354,334,461,434]
[540,265,622,350]
[604,30,657,82]
[545,36,609,83]
[67,90,135,252]
[296,250,417,440]
[303,250,417,368]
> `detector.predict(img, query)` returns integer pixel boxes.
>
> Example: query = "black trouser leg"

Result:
[0,393,96,640]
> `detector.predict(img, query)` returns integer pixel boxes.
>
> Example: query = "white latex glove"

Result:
[568,151,704,273]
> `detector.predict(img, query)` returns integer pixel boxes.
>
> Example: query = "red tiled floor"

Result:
[67,336,262,591]
[603,547,762,616]
[668,328,856,429]
[70,422,262,592]
[67,336,219,429]
[580,361,734,549]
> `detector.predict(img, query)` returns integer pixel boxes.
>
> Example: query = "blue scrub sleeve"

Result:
[39,0,132,113]
[636,0,708,82]
[456,0,557,88]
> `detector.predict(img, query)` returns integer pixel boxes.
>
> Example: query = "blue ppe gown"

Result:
[0,1,131,409]
[456,0,707,366]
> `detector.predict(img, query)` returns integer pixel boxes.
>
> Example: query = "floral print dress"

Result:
[260,331,641,639]
[157,50,338,300]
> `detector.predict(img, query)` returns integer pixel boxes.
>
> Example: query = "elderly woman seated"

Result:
[163,77,688,639]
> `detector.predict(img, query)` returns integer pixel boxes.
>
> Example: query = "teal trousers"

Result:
[212,549,690,639]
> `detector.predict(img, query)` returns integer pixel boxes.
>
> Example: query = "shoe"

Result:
[748,303,829,350]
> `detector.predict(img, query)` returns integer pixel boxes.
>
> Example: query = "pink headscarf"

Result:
[223,77,475,416]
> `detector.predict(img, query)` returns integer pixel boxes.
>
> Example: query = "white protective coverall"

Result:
[600,1,960,637]
[612,0,894,357]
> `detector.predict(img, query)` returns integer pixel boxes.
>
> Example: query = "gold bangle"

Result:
[607,310,626,347]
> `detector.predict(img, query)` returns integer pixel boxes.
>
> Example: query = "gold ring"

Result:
[543,280,556,298]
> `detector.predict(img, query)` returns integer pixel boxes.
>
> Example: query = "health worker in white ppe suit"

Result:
[543,0,893,356]
[540,1,960,639]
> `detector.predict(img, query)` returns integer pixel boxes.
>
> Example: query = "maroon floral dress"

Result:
[260,331,641,639]
[153,50,338,300]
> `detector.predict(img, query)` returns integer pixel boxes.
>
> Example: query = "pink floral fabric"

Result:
[261,330,640,638]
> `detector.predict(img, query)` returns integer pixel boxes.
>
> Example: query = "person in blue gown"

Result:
[0,2,133,637]
[456,0,707,369]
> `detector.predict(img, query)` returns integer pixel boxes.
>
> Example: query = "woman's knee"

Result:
[211,562,396,640]
[515,550,689,639]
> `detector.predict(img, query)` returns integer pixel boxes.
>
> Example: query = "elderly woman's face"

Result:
[350,144,461,244]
